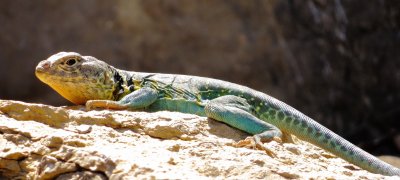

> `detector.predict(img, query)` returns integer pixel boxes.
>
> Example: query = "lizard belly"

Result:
[146,98,206,116]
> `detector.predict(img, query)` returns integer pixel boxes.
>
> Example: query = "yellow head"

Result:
[35,52,117,105]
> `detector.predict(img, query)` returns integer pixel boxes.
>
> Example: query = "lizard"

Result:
[35,52,400,176]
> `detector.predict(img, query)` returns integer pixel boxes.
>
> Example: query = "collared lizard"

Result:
[35,52,400,176]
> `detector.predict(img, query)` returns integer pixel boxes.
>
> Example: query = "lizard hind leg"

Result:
[204,95,282,156]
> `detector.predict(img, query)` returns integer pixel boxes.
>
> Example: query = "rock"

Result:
[0,100,394,179]
[1,0,399,158]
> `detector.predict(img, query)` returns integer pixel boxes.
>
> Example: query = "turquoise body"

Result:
[119,72,400,176]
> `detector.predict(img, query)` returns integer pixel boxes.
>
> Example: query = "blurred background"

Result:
[0,0,399,156]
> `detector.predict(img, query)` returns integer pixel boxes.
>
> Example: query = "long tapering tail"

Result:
[263,95,400,176]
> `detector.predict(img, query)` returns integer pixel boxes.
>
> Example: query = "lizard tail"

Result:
[261,96,400,176]
[279,109,400,176]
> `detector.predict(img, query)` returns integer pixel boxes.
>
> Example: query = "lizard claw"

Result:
[235,136,281,157]
[86,100,128,111]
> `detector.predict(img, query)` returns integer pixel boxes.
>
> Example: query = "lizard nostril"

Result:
[36,61,51,72]
[41,61,50,69]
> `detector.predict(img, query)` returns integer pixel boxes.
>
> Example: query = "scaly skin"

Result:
[35,52,400,176]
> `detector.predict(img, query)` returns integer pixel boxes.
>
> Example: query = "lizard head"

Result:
[35,52,118,105]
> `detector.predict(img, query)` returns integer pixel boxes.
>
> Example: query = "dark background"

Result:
[1,1,399,156]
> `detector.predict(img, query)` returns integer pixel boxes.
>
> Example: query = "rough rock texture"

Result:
[0,0,399,157]
[0,100,397,179]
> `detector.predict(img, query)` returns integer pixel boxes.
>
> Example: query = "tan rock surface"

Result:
[0,100,396,179]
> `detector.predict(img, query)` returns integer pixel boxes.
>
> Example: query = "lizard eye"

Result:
[65,59,77,66]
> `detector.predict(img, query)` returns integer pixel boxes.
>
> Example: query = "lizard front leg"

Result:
[86,87,158,110]
[204,95,282,156]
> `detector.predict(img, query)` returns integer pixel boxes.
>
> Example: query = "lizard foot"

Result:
[235,136,282,157]
[86,100,128,111]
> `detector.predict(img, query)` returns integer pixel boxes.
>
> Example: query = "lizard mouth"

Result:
[35,60,54,85]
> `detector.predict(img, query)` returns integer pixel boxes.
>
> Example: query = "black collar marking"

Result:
[112,70,124,100]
